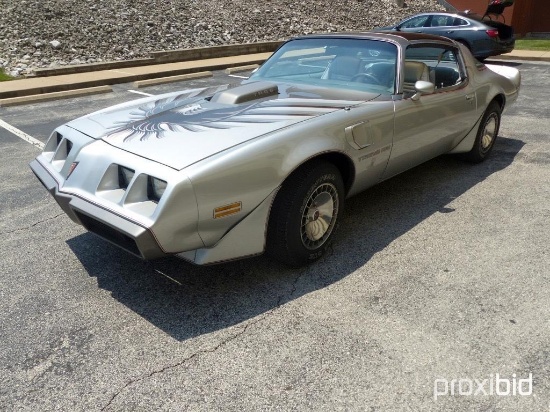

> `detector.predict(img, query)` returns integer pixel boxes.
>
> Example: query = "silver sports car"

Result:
[30,32,520,267]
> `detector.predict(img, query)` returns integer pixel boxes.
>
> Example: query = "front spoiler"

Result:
[29,159,167,259]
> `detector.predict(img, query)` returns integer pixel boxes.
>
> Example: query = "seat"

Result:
[366,62,396,89]
[432,66,461,88]
[403,61,430,93]
[325,55,362,81]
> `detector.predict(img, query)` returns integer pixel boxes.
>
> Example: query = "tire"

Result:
[462,101,501,163]
[267,161,345,267]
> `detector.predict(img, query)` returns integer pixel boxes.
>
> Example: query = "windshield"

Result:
[248,38,398,95]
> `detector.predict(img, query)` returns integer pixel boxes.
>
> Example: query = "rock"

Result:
[0,0,444,74]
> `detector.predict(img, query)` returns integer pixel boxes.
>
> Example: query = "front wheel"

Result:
[462,101,501,163]
[267,161,345,267]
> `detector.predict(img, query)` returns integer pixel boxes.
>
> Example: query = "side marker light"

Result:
[214,202,242,219]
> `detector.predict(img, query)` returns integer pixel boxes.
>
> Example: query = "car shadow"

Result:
[67,136,524,341]
[483,59,523,67]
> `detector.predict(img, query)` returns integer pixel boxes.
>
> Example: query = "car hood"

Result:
[67,81,375,170]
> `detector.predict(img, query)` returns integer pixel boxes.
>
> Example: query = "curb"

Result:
[491,54,550,62]
[0,53,272,100]
[31,41,282,78]
[0,86,111,107]
[132,71,213,88]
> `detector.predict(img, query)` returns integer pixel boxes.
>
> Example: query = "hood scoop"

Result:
[210,81,279,105]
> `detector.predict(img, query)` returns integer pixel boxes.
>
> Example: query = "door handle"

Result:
[446,30,454,34]
[465,93,475,100]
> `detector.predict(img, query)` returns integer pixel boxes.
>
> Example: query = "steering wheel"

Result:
[350,72,382,85]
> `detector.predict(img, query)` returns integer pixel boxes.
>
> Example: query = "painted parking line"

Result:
[0,118,45,149]
[0,84,227,151]
[126,87,207,98]
[127,90,154,97]
[154,269,183,286]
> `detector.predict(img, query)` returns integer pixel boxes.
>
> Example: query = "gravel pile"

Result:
[0,0,445,76]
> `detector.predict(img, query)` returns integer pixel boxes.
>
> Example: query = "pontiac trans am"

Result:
[30,32,521,267]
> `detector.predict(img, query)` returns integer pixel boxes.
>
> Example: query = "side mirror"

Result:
[411,80,435,101]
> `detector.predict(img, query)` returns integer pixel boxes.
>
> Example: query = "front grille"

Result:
[74,211,142,257]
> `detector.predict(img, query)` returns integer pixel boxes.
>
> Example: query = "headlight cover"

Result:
[148,176,168,203]
[118,165,135,189]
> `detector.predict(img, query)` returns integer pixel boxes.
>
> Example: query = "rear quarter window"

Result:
[405,45,466,90]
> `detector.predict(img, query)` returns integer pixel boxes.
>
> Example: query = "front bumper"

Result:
[30,158,167,259]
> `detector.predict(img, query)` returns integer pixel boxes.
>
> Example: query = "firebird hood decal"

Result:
[104,97,349,143]
[67,83,375,170]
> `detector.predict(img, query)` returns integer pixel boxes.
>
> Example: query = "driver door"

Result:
[382,44,478,179]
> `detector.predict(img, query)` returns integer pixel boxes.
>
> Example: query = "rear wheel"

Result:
[463,101,501,163]
[267,161,344,267]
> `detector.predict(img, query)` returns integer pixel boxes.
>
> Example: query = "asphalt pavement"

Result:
[0,55,549,411]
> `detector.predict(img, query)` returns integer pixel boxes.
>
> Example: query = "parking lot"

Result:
[1,61,549,411]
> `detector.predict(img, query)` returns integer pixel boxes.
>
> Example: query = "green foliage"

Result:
[0,67,14,81]
[515,39,550,52]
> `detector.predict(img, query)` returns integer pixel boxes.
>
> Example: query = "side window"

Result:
[405,45,465,91]
[430,16,453,27]
[400,15,430,29]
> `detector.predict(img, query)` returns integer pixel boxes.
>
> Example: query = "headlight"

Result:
[147,176,167,203]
